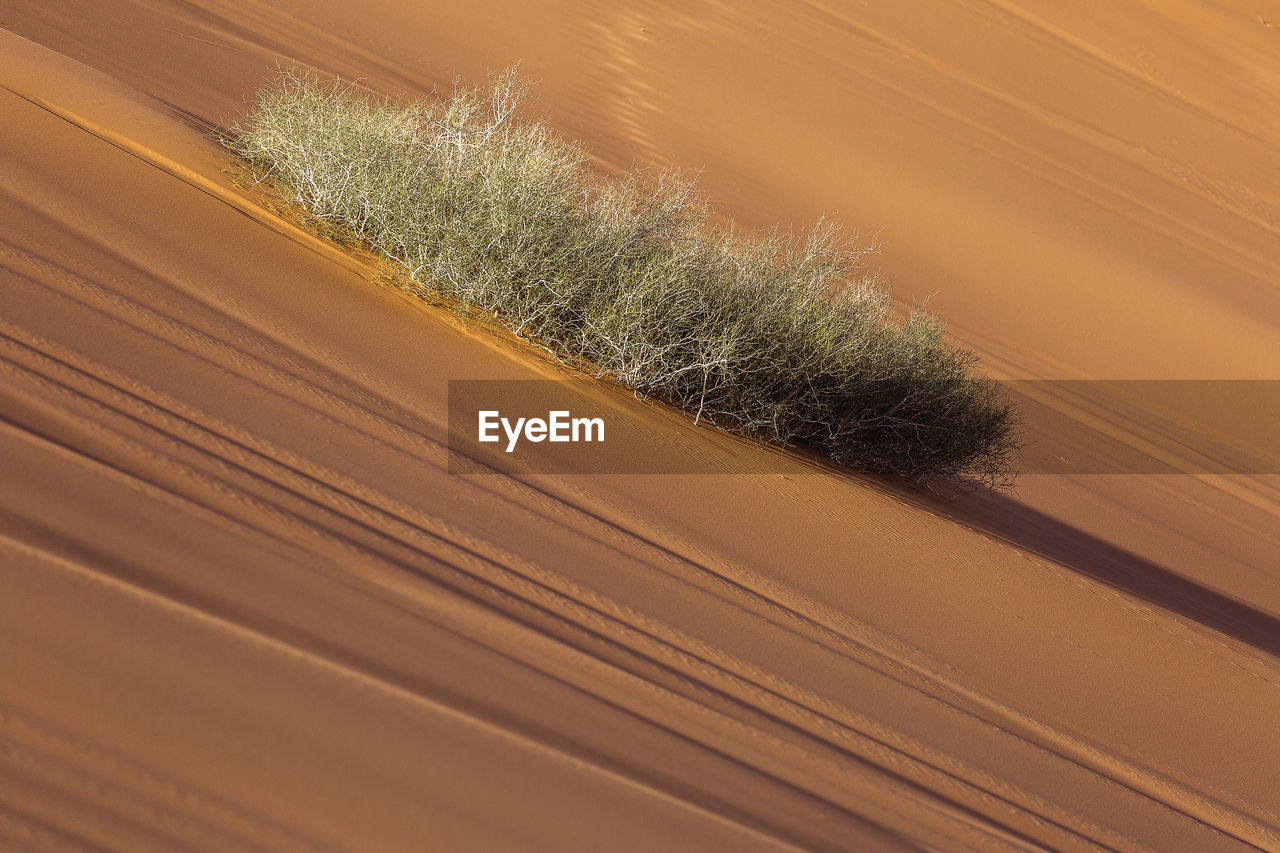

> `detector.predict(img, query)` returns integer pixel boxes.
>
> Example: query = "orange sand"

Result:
[1,3,1278,849]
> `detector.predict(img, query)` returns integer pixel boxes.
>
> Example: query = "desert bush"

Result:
[229,68,1019,487]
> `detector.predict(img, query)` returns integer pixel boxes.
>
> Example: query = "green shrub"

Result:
[229,68,1019,487]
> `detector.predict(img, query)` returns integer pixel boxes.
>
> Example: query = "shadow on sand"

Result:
[906,482,1280,660]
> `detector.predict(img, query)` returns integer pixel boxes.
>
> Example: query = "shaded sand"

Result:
[1,3,1279,850]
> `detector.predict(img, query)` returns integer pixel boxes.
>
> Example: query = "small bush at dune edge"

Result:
[228,67,1020,488]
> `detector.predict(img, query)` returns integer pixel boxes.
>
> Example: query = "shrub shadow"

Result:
[913,483,1280,660]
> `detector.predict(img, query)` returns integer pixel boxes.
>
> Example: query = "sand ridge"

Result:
[1,3,1279,850]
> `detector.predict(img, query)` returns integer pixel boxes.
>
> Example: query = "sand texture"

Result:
[1,2,1278,850]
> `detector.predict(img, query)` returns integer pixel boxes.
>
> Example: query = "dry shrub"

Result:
[229,68,1019,487]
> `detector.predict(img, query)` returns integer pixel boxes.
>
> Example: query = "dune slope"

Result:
[1,3,1279,851]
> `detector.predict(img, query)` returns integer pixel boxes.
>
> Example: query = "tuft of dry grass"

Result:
[228,67,1019,487]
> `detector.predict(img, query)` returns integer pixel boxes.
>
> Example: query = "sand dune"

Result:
[1,3,1278,850]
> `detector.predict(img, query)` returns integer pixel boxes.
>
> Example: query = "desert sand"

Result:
[1,2,1278,850]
